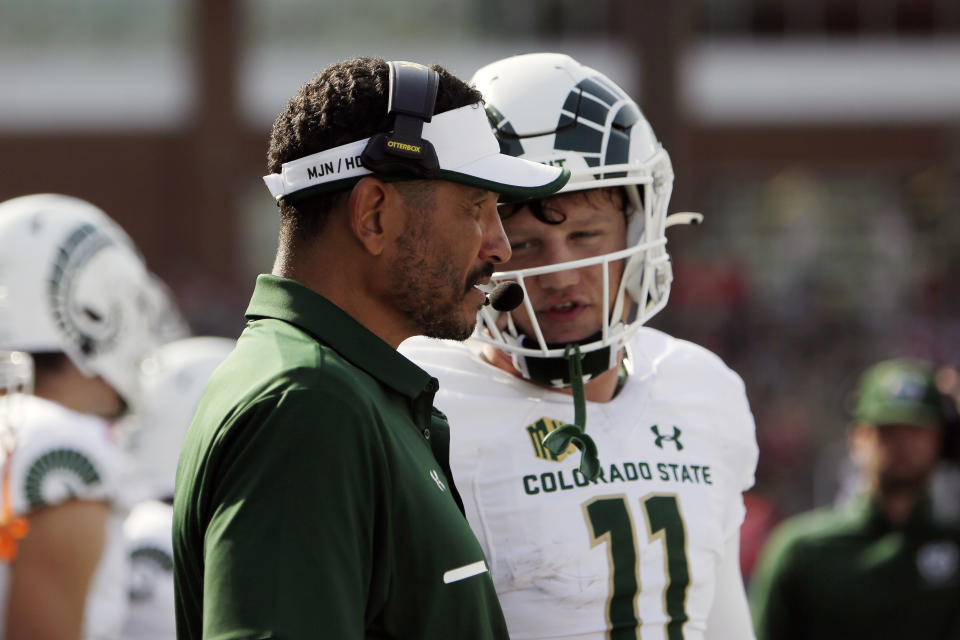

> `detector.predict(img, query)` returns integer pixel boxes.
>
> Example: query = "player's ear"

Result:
[347,177,407,257]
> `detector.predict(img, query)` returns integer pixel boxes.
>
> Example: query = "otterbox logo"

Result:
[386,140,422,154]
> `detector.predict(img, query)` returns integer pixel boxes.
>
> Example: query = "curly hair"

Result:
[498,187,629,225]
[267,57,483,249]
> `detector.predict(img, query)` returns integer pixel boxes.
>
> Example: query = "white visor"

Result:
[263,103,569,202]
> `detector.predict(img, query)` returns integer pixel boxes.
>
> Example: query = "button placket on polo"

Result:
[424,378,440,441]
[413,378,440,441]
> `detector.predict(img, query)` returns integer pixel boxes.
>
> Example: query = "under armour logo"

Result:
[430,469,446,491]
[651,425,683,451]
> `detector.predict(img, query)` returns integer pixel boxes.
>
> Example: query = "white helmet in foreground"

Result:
[471,53,700,386]
[125,336,234,500]
[0,194,158,406]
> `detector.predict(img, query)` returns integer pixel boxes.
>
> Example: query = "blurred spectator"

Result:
[827,361,960,520]
[748,358,960,640]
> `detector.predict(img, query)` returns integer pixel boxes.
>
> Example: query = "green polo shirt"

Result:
[749,495,960,640]
[173,275,507,640]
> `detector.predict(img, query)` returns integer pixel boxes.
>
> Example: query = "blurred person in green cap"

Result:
[749,357,960,640]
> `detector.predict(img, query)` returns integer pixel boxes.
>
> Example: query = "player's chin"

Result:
[539,324,600,346]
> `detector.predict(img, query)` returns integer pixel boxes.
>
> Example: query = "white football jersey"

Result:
[0,394,128,639]
[122,499,175,640]
[402,327,758,640]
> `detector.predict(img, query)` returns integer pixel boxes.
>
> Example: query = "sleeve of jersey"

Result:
[199,385,386,639]
[9,414,121,514]
[712,365,759,539]
[724,369,759,494]
[668,339,759,500]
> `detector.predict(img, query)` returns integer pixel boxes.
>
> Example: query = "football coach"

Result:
[172,57,568,639]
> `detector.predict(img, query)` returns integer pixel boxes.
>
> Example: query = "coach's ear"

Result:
[347,177,408,257]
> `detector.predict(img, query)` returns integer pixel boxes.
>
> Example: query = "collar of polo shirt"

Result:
[263,103,569,203]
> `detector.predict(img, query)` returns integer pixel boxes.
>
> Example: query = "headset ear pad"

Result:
[361,132,439,178]
[360,61,441,178]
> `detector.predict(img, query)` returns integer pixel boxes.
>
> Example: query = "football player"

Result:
[120,336,234,640]
[0,194,161,639]
[402,53,759,639]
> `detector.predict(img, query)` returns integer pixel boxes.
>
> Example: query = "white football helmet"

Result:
[471,53,699,385]
[123,336,234,500]
[0,194,159,406]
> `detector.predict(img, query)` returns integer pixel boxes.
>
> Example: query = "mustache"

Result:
[465,263,495,292]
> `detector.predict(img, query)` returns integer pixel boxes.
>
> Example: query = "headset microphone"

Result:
[484,282,524,312]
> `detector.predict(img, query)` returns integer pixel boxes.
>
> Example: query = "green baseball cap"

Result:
[852,358,944,428]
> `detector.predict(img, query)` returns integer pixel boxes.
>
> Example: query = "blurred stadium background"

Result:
[2,0,959,579]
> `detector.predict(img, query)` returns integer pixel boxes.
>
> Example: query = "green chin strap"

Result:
[540,344,601,480]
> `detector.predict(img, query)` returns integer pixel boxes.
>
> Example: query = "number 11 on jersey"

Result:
[583,493,690,640]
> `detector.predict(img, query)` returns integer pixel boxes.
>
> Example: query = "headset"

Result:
[359,61,441,178]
